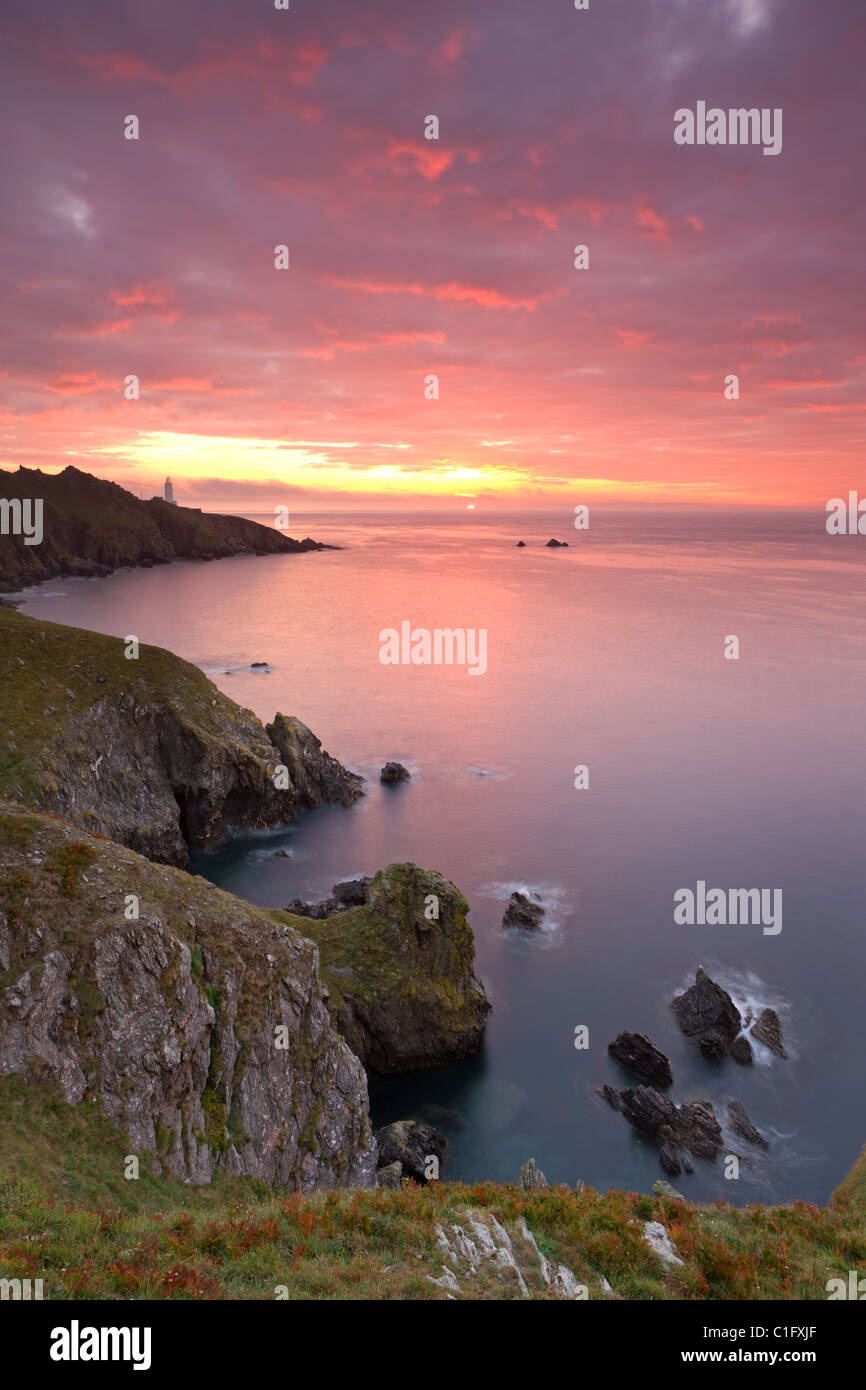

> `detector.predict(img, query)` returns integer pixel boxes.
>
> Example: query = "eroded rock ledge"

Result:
[0,803,377,1189]
[291,865,491,1074]
[0,608,362,866]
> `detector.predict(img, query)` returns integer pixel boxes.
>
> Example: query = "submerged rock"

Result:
[0,803,377,1190]
[730,1035,754,1065]
[671,967,742,1060]
[503,891,545,931]
[295,863,491,1075]
[728,1100,769,1149]
[751,1007,787,1058]
[375,1120,447,1184]
[380,761,411,785]
[608,1032,673,1088]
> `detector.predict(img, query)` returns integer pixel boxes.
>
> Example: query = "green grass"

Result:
[834,1144,866,1205]
[0,1075,863,1300]
[0,605,273,806]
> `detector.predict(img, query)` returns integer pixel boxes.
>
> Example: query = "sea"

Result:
[8,505,866,1204]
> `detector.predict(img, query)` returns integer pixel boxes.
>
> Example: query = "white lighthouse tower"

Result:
[164,476,176,505]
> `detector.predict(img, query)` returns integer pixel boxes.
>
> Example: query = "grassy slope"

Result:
[833,1146,866,1205]
[0,1074,863,1299]
[0,606,263,805]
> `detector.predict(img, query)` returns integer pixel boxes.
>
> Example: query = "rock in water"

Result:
[730,1035,754,1065]
[503,891,545,930]
[380,761,411,784]
[0,803,377,1190]
[545,538,569,547]
[516,540,526,547]
[375,1120,447,1183]
[608,1032,673,1087]
[603,1083,724,1176]
[520,1158,550,1191]
[751,1007,787,1058]
[728,1100,769,1149]
[295,863,491,1074]
[671,967,742,1060]
[677,1100,723,1160]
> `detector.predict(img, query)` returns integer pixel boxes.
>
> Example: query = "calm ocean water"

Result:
[10,507,866,1203]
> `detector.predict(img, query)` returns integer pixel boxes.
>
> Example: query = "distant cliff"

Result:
[0,607,363,865]
[0,465,331,589]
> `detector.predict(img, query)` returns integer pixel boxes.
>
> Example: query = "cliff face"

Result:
[0,804,377,1189]
[0,608,363,866]
[299,864,491,1074]
[0,464,331,589]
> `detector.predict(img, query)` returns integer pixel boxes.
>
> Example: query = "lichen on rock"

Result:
[293,863,491,1074]
[0,802,377,1190]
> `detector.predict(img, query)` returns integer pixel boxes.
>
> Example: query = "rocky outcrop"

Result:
[752,1007,787,1058]
[0,804,377,1189]
[0,464,334,589]
[286,878,371,920]
[545,539,569,548]
[431,1211,591,1300]
[503,891,544,931]
[375,1119,447,1184]
[297,864,491,1075]
[671,967,742,1061]
[380,762,410,785]
[0,608,362,866]
[520,1158,550,1191]
[728,1100,768,1149]
[603,1084,724,1177]
[608,1032,673,1088]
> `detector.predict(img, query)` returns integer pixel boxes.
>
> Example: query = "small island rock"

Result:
[380,761,411,785]
[503,890,545,930]
[608,1032,673,1088]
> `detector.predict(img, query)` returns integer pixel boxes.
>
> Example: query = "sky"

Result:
[1,0,864,512]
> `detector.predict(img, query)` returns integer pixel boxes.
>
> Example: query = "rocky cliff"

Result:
[0,803,377,1189]
[0,607,363,866]
[0,464,332,589]
[296,865,491,1073]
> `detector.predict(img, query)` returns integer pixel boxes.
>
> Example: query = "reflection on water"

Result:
[12,507,866,1203]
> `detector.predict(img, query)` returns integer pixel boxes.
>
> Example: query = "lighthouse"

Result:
[164,476,176,505]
